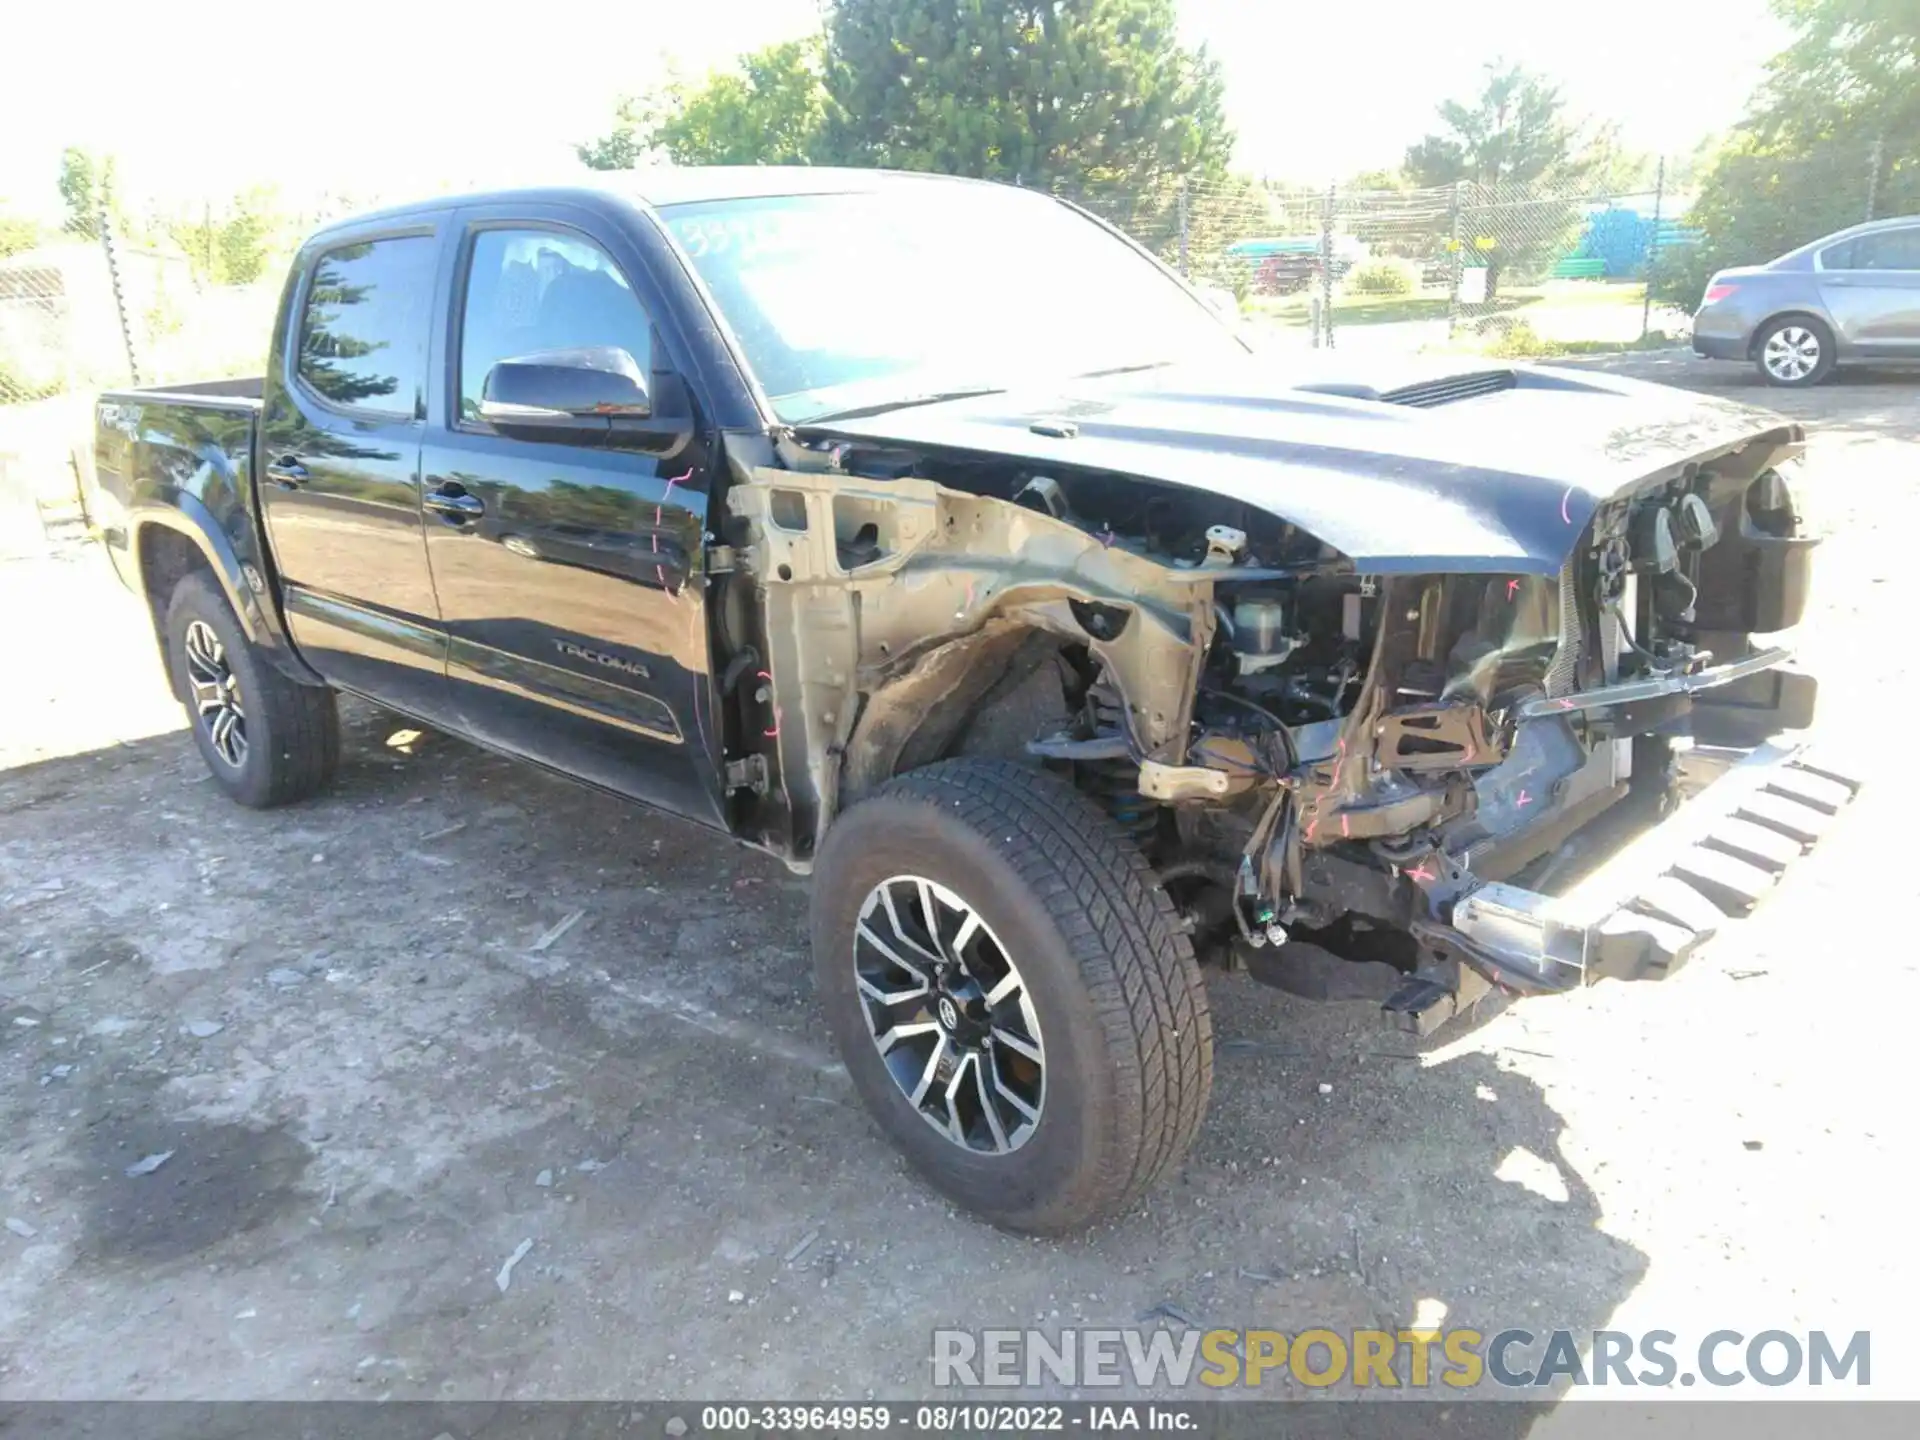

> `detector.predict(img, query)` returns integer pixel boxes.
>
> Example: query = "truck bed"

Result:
[99,375,265,407]
[91,378,268,602]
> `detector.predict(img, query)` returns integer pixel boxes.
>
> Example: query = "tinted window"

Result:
[1851,228,1920,270]
[1819,239,1856,269]
[296,236,434,416]
[459,228,653,421]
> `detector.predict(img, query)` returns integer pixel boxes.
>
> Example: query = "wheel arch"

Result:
[132,502,324,692]
[839,621,1067,806]
[730,465,1215,868]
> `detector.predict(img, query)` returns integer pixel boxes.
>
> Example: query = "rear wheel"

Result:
[1754,316,1835,387]
[811,760,1213,1234]
[165,571,339,808]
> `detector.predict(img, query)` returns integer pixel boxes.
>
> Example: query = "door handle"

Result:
[264,456,308,489]
[424,483,485,519]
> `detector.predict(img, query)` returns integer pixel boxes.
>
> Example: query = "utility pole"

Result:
[1446,181,1463,339]
[1177,175,1189,277]
[1642,156,1665,343]
[1317,183,1336,350]
[99,201,140,386]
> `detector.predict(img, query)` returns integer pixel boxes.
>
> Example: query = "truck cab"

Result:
[91,171,1854,1235]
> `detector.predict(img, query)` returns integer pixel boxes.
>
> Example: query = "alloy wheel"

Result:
[184,619,248,768]
[1762,326,1822,382]
[852,875,1045,1154]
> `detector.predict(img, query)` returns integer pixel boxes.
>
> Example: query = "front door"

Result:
[258,222,450,716]
[1818,224,1920,355]
[418,210,723,826]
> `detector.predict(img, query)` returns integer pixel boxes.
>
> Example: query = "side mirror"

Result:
[479,346,651,428]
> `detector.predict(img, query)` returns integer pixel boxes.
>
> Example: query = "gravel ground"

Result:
[0,354,1912,1407]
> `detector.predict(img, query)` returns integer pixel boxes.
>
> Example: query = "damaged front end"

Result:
[719,408,1856,1035]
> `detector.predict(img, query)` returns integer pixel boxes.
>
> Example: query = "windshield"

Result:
[658,181,1244,424]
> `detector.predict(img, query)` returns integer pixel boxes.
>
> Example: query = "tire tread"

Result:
[880,760,1213,1226]
[167,572,338,807]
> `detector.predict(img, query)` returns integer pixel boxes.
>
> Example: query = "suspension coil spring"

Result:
[1080,684,1157,844]
[1080,759,1158,842]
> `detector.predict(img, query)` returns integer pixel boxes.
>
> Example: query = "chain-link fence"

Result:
[0,208,316,554]
[1061,171,1698,357]
[1060,141,1899,358]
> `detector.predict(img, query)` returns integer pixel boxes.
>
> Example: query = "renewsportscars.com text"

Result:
[931,1327,1871,1390]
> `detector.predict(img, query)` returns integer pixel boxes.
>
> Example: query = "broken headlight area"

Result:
[1026,465,1825,1009]
[741,435,1838,1028]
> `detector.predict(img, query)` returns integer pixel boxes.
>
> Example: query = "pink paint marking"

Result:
[1340,813,1350,838]
[1303,812,1320,843]
[1506,578,1520,600]
[1516,788,1533,808]
[1407,863,1435,884]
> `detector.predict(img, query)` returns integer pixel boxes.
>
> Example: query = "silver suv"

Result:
[1691,214,1920,386]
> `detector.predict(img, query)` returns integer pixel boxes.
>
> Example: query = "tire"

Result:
[811,759,1213,1233]
[1753,315,1835,387]
[164,571,340,808]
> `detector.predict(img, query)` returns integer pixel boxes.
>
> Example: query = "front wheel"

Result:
[165,571,340,808]
[1754,316,1835,387]
[811,760,1213,1234]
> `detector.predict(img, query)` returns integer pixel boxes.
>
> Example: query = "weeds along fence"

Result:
[0,217,306,539]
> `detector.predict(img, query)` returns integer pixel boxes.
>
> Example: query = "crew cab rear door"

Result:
[417,201,723,826]
[258,215,452,719]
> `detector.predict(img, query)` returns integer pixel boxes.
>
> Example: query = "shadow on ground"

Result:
[1,707,1644,1407]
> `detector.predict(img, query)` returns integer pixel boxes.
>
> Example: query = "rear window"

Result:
[1821,228,1920,271]
[1818,239,1855,269]
[296,235,436,417]
[1852,228,1920,270]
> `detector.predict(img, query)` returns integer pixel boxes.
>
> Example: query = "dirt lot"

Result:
[0,355,1913,1408]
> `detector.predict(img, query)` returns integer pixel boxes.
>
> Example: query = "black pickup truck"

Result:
[92,168,1855,1233]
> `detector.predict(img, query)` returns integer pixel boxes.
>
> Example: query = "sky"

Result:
[0,0,1791,218]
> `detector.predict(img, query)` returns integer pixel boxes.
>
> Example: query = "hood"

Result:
[796,357,1799,576]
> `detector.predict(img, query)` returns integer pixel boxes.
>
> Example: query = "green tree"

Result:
[57,147,117,239]
[1346,168,1409,193]
[166,187,286,285]
[578,38,831,169]
[1402,64,1602,293]
[1403,64,1586,191]
[0,206,41,259]
[822,0,1231,193]
[1658,0,1919,307]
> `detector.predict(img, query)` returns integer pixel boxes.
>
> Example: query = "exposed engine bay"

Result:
[723,399,1820,1006]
